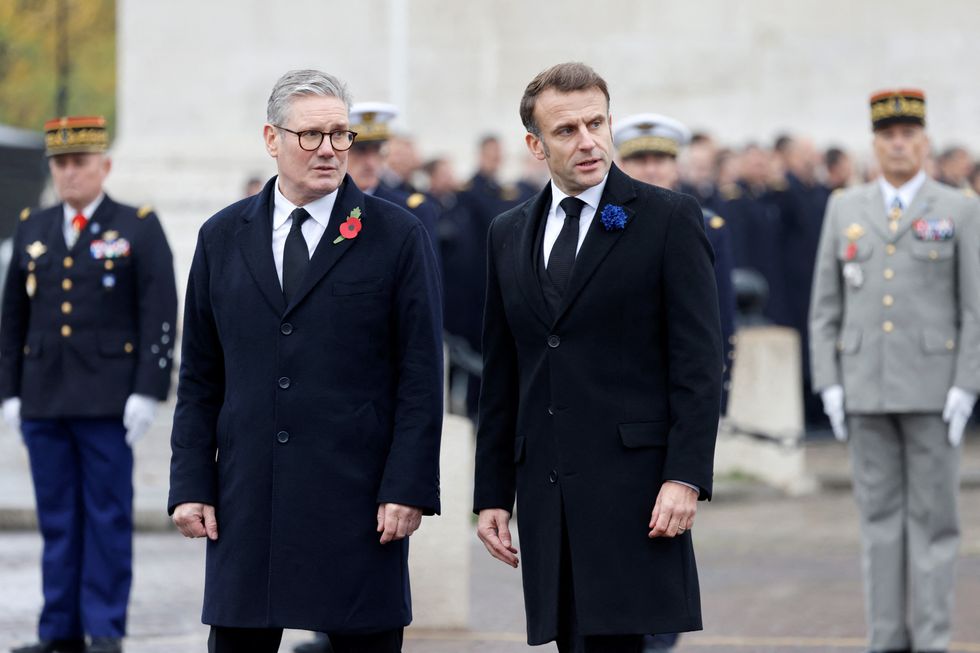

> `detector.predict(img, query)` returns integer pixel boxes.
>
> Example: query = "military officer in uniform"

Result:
[810,90,980,653]
[346,103,440,257]
[613,113,737,414]
[1,116,178,653]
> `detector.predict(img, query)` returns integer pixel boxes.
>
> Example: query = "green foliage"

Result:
[0,0,116,136]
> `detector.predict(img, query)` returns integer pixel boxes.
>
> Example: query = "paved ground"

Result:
[3,413,980,652]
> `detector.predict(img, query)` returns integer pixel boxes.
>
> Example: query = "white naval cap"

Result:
[613,113,692,158]
[349,102,399,143]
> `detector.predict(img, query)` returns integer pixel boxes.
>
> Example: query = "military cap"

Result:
[613,113,692,159]
[870,89,926,131]
[349,102,399,144]
[44,115,109,156]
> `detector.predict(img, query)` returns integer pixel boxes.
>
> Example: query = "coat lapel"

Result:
[284,175,363,315]
[552,165,637,324]
[860,183,891,243]
[895,178,938,242]
[515,184,553,328]
[236,179,287,315]
[76,194,117,254]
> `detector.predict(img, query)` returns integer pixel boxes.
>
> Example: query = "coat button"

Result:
[548,406,555,415]
[60,325,72,337]
[63,256,73,268]
[547,335,560,348]
[276,430,289,443]
[883,268,894,280]
[549,470,558,484]
[62,278,72,291]
[280,322,293,335]
[278,376,291,389]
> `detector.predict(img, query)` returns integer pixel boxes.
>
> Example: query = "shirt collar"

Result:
[549,173,609,216]
[878,169,927,211]
[273,180,338,230]
[62,193,105,222]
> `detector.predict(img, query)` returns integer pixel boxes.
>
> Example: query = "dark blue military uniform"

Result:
[0,195,177,640]
[374,182,441,268]
[702,208,737,413]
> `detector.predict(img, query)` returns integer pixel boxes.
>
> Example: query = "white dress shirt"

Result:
[878,169,926,214]
[542,175,608,267]
[62,194,104,248]
[271,182,336,287]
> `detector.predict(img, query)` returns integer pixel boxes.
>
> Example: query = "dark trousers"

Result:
[22,418,133,640]
[556,503,643,653]
[208,627,403,653]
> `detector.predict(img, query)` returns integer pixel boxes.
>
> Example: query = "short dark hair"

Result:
[519,62,610,136]
[825,147,847,169]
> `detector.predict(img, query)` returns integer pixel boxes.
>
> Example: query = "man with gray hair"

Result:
[168,69,443,653]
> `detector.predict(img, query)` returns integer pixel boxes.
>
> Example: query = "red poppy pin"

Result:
[333,207,362,244]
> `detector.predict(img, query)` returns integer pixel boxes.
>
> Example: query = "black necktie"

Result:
[548,197,585,296]
[282,207,311,303]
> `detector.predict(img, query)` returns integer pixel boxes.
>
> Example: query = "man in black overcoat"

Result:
[167,69,443,653]
[474,62,722,653]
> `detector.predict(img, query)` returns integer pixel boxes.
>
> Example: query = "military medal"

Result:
[26,273,37,298]
[843,223,865,289]
[912,217,955,241]
[24,241,48,299]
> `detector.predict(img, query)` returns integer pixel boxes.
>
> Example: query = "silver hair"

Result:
[266,69,352,125]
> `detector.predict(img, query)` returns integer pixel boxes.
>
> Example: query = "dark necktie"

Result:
[282,207,311,303]
[548,197,586,296]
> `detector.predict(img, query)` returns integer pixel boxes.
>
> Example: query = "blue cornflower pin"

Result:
[600,204,629,231]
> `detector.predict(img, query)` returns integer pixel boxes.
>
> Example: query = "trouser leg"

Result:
[22,419,84,641]
[208,626,283,653]
[74,418,133,638]
[848,413,910,651]
[327,629,404,653]
[900,413,959,652]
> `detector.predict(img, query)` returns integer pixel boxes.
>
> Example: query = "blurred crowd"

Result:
[336,130,980,428]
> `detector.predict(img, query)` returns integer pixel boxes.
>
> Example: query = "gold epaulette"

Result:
[709,215,726,230]
[406,193,425,209]
[137,205,154,218]
[19,207,31,221]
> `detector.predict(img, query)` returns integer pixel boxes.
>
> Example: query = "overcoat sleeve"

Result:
[168,228,223,514]
[472,219,520,514]
[662,196,723,499]
[376,223,444,515]
[808,194,843,392]
[0,221,29,399]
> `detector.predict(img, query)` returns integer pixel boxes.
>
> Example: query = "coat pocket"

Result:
[23,333,43,359]
[98,331,137,357]
[514,435,526,463]
[921,328,956,355]
[837,327,861,355]
[332,278,385,296]
[618,421,669,448]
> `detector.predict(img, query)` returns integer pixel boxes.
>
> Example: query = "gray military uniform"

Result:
[810,176,980,651]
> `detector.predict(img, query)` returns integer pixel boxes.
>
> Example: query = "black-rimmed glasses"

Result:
[275,125,358,152]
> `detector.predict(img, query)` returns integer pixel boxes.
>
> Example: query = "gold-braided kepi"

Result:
[869,89,926,131]
[44,116,109,156]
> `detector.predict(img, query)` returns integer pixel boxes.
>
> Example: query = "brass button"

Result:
[62,278,72,291]
[883,268,894,280]
[27,261,36,271]
[105,260,114,270]
[60,325,72,337]
[61,301,72,314]
[883,321,894,333]
[889,222,898,233]
[929,250,938,260]
[886,244,896,255]
[63,256,73,268]
[946,339,955,350]
[124,342,134,354]
[883,294,894,307]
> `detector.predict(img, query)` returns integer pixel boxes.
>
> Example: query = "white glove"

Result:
[123,394,158,446]
[942,386,977,447]
[2,397,21,432]
[820,385,848,442]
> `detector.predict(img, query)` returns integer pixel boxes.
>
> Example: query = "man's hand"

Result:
[943,386,977,447]
[172,502,218,540]
[477,508,518,567]
[820,385,848,442]
[649,481,698,538]
[123,394,158,446]
[2,397,21,432]
[376,503,423,544]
